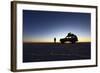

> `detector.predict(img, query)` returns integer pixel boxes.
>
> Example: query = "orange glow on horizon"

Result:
[23,37,91,43]
[78,37,91,42]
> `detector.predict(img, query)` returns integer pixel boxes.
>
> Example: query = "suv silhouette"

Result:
[60,32,78,43]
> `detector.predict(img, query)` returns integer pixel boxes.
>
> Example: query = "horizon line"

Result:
[23,41,91,44]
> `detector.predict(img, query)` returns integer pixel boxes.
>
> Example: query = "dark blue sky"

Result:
[23,10,91,42]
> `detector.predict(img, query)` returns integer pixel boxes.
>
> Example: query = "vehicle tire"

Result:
[61,41,64,44]
[71,41,76,44]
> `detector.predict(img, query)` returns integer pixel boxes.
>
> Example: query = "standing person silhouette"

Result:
[54,37,56,43]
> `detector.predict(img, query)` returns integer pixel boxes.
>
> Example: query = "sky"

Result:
[23,10,91,42]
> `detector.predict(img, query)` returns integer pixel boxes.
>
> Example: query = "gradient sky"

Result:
[23,10,91,42]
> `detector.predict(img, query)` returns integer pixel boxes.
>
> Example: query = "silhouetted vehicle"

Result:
[60,32,78,44]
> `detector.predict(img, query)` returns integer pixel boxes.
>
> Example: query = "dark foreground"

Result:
[23,42,91,62]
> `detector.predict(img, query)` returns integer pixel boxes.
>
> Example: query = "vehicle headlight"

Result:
[67,37,69,38]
